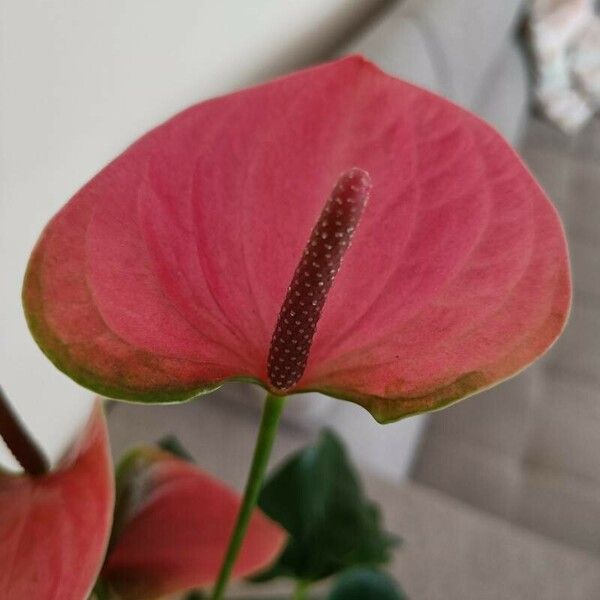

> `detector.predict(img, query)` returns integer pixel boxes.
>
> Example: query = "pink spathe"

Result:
[103,448,285,599]
[23,56,571,422]
[0,404,114,599]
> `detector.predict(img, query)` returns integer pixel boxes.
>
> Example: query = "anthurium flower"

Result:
[0,402,113,599]
[101,445,286,599]
[22,55,571,422]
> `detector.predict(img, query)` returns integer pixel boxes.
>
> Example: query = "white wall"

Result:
[0,0,387,469]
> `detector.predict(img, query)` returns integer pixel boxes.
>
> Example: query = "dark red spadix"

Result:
[267,168,371,391]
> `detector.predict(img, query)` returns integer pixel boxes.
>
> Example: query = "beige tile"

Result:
[573,116,600,162]
[564,159,600,247]
[513,468,600,555]
[569,238,600,302]
[421,369,540,458]
[520,146,571,212]
[412,433,522,519]
[524,376,600,485]
[375,480,600,600]
[521,116,574,153]
[544,303,600,388]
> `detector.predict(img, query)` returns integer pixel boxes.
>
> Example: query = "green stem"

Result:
[211,392,287,600]
[0,386,48,476]
[89,578,112,600]
[293,580,310,600]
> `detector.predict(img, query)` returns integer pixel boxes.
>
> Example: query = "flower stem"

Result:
[211,392,287,600]
[293,580,310,600]
[0,386,48,476]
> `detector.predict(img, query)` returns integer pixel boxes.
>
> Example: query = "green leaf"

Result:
[157,434,195,462]
[183,591,206,600]
[89,578,112,600]
[327,568,408,600]
[254,429,399,583]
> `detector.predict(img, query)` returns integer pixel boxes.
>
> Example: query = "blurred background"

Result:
[1,1,600,598]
